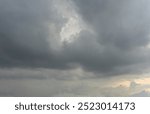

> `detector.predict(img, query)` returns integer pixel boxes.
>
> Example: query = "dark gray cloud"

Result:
[71,0,150,75]
[0,0,150,76]
[0,0,69,69]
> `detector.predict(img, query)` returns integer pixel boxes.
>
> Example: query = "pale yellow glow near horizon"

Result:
[134,77,150,85]
[114,81,131,87]
[145,88,150,92]
[112,77,150,88]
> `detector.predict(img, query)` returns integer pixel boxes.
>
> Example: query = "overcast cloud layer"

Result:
[0,0,150,96]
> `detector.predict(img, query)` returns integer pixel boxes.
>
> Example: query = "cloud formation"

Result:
[0,0,150,97]
[0,0,150,76]
[0,68,150,97]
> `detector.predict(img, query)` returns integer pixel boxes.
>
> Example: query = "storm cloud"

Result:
[0,0,150,76]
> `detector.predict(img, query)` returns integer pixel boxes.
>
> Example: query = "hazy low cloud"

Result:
[0,70,150,96]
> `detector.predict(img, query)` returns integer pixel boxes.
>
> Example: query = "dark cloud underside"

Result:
[0,0,150,76]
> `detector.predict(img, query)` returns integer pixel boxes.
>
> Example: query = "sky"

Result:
[0,0,150,97]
